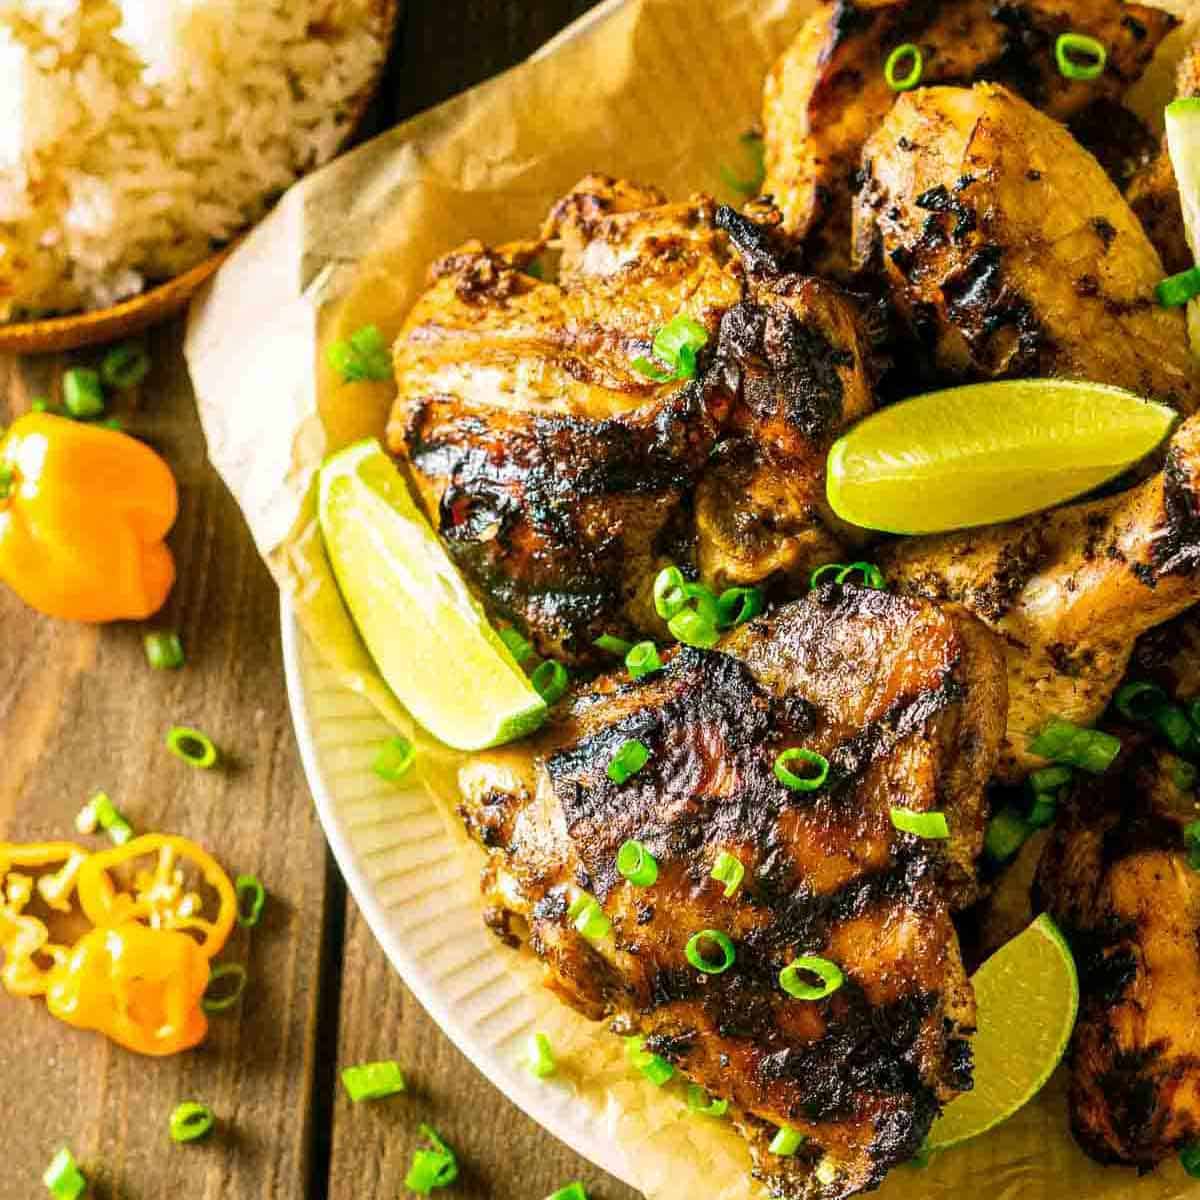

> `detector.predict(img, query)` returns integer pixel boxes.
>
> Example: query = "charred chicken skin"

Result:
[458,585,1006,1200]
[762,0,1177,277]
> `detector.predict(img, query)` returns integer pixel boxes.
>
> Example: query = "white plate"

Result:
[280,599,639,1189]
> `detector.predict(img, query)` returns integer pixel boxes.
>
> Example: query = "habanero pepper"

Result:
[0,412,177,622]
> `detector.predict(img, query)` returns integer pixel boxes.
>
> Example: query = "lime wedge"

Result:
[928,914,1078,1151]
[318,439,546,751]
[826,380,1175,534]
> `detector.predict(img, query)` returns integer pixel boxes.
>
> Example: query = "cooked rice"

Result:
[0,0,387,321]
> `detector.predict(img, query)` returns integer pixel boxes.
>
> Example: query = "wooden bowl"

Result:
[0,0,399,356]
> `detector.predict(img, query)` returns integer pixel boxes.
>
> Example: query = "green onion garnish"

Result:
[769,1126,805,1156]
[1174,760,1198,792]
[43,1148,87,1200]
[30,397,50,412]
[532,660,570,705]
[632,315,709,383]
[568,893,612,941]
[595,634,633,657]
[202,962,248,1014]
[1028,717,1120,774]
[774,748,830,792]
[327,324,393,383]
[101,417,123,432]
[235,874,266,928]
[88,790,134,845]
[616,839,659,887]
[1181,1141,1200,1178]
[717,586,764,629]
[780,955,845,1000]
[607,738,650,785]
[166,725,219,769]
[1114,681,1168,722]
[527,1032,557,1079]
[711,851,745,898]
[685,929,737,975]
[1055,32,1107,80]
[653,566,688,620]
[547,1184,589,1200]
[686,1084,729,1118]
[1157,266,1200,308]
[499,626,534,665]
[144,631,185,670]
[1184,822,1200,871]
[625,1036,675,1086]
[625,641,663,680]
[809,563,844,589]
[1027,793,1057,829]
[1190,700,1200,730]
[169,1102,216,1143]
[1153,705,1197,754]
[668,608,720,649]
[720,130,767,198]
[984,806,1030,863]
[0,464,14,501]
[884,43,923,91]
[373,736,416,783]
[340,1060,407,1102]
[63,368,105,419]
[889,807,949,840]
[1029,765,1073,794]
[835,561,886,589]
[405,1124,459,1195]
[101,343,151,390]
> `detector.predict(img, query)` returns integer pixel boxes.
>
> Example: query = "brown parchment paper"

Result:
[185,1,1200,1196]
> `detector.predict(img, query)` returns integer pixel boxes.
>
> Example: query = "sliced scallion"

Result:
[90,791,133,846]
[835,561,886,590]
[632,315,709,383]
[405,1124,458,1195]
[616,839,659,887]
[169,1102,215,1143]
[101,342,151,390]
[626,641,663,680]
[1028,717,1120,774]
[717,586,764,629]
[809,563,844,589]
[889,807,949,840]
[1185,821,1200,871]
[711,851,746,898]
[607,738,650,785]
[547,1184,589,1200]
[568,893,612,941]
[327,325,392,383]
[779,955,845,1000]
[202,962,248,1014]
[532,660,570,706]
[686,1084,729,1118]
[1055,32,1107,81]
[595,634,633,657]
[625,1036,674,1086]
[527,1032,557,1079]
[63,368,104,419]
[499,627,534,665]
[1027,793,1057,829]
[1029,765,1072,794]
[669,608,720,649]
[235,874,266,928]
[144,631,185,670]
[774,748,830,792]
[166,725,219,770]
[1114,681,1168,722]
[769,1126,805,1156]
[341,1060,406,1102]
[685,929,736,975]
[373,736,416,783]
[653,566,688,620]
[984,806,1030,863]
[43,1148,87,1200]
[884,43,923,91]
[1181,1141,1200,1178]
[1152,704,1196,754]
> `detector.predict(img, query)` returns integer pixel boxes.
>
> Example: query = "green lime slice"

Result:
[928,914,1079,1151]
[826,380,1175,534]
[318,438,546,751]
[1166,97,1200,263]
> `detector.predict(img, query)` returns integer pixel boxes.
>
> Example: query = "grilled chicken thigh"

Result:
[388,178,873,666]
[459,585,1006,1200]
[1037,743,1200,1167]
[882,413,1200,779]
[853,84,1199,411]
[762,0,1176,276]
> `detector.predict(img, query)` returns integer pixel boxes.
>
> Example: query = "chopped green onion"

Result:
[373,736,416,783]
[685,929,737,975]
[1156,267,1200,308]
[532,660,570,705]
[595,634,634,657]
[88,791,133,846]
[169,1102,216,1143]
[889,807,949,840]
[607,738,650,785]
[166,725,219,769]
[616,839,659,887]
[711,851,746,898]
[809,563,845,589]
[835,561,886,589]
[720,130,767,198]
[774,748,830,792]
[1114,681,1168,722]
[1185,821,1200,871]
[327,324,393,383]
[1028,717,1120,774]
[984,806,1030,863]
[717,586,764,628]
[679,582,719,627]
[547,1184,589,1200]
[626,641,663,680]
[144,631,185,670]
[1181,1141,1200,1178]
[526,261,545,280]
[202,962,248,1014]
[499,626,534,665]
[568,893,612,941]
[527,1032,557,1079]
[63,368,105,419]
[341,1061,406,1102]
[405,1124,459,1195]
[100,342,151,390]
[235,874,266,928]
[625,1036,675,1086]
[653,566,688,620]
[1190,700,1200,731]
[884,43,923,91]
[632,315,709,383]
[101,417,123,432]
[1029,765,1073,794]
[43,1148,87,1200]
[1027,793,1058,830]
[0,464,13,501]
[1173,759,1198,792]
[668,608,720,649]
[1055,32,1107,81]
[769,1126,805,1156]
[1152,704,1197,754]
[686,1084,729,1118]
[30,397,50,412]
[779,955,845,1000]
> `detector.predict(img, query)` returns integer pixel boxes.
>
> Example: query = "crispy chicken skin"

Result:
[853,84,1200,412]
[881,413,1200,779]
[1037,743,1200,1168]
[387,179,874,665]
[762,0,1176,276]
[458,586,1006,1200]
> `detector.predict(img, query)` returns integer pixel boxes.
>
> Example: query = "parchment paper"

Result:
[184,1,1200,1196]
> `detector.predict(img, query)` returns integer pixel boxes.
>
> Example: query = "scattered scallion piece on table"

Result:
[568,893,612,941]
[101,343,151,391]
[63,368,105,419]
[86,790,133,845]
[405,1124,459,1195]
[341,1061,407,1102]
[686,1084,729,1118]
[166,725,220,769]
[774,748,830,793]
[985,806,1030,863]
[169,1102,216,1143]
[1028,717,1120,774]
[607,738,650,785]
[235,874,267,928]
[616,839,659,887]
[685,929,737,975]
[43,1148,87,1200]
[499,626,534,665]
[884,42,923,91]
[889,807,949,840]
[594,634,633,657]
[625,641,663,680]
[144,630,185,670]
[1055,32,1106,80]
[327,324,393,383]
[711,850,746,898]
[625,1036,675,1086]
[532,660,570,706]
[373,736,416,783]
[547,1183,589,1200]
[717,586,763,629]
[769,1126,805,1156]
[779,955,845,1001]
[202,962,248,1014]
[631,315,709,383]
[527,1032,557,1079]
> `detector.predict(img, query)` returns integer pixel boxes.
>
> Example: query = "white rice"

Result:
[0,0,387,320]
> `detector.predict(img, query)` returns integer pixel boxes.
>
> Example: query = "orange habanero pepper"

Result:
[0,412,177,621]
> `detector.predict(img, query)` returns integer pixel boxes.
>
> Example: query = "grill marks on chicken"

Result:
[388,178,874,665]
[853,84,1200,411]
[762,0,1176,277]
[459,587,1007,1200]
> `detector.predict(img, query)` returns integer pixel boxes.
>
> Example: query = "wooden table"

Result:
[0,5,643,1198]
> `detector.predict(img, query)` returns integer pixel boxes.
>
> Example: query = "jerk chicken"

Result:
[459,586,1006,1200]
